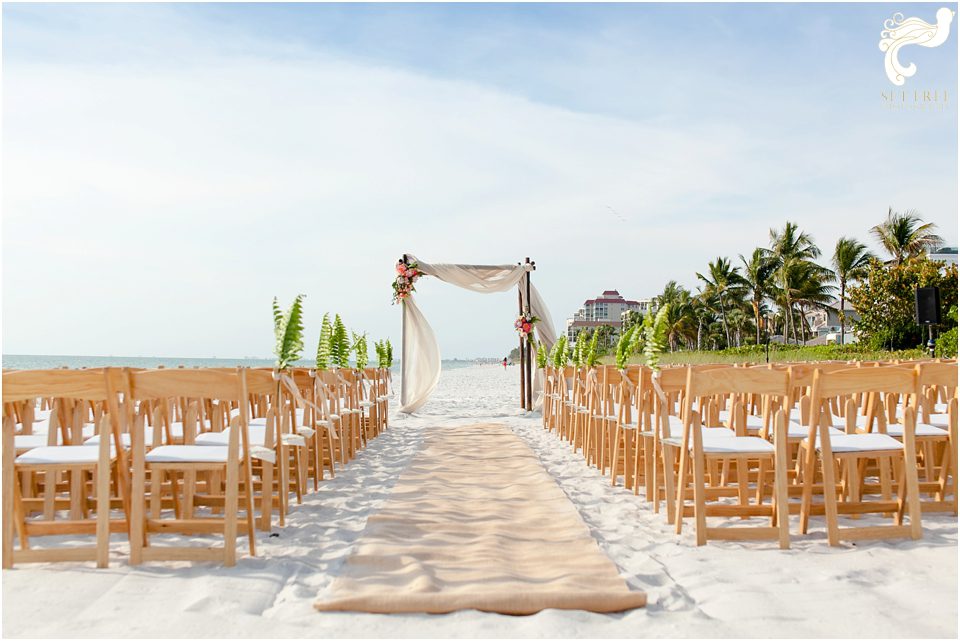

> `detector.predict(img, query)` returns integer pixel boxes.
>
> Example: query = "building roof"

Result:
[584,298,642,305]
[601,290,620,296]
[568,319,622,328]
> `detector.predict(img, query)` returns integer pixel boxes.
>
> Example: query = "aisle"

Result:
[314,423,646,614]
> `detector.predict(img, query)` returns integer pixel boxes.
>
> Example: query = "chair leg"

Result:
[774,440,790,549]
[820,453,841,546]
[2,422,15,569]
[693,450,708,546]
[95,462,111,568]
[224,461,239,567]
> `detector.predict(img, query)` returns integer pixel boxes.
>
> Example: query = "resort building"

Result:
[804,300,860,344]
[565,290,652,341]
[930,246,958,267]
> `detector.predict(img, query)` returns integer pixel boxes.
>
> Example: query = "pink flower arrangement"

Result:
[392,261,423,304]
[515,312,540,342]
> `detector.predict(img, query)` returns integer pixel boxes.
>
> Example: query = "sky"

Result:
[2,2,957,359]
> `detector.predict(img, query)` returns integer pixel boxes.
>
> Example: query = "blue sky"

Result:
[3,3,957,359]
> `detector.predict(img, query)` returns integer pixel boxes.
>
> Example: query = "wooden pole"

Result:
[400,254,408,408]
[525,257,534,411]
[518,284,525,410]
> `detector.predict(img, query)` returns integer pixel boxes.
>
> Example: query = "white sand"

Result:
[3,364,957,638]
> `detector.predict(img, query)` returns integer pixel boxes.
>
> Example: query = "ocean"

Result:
[0,354,482,371]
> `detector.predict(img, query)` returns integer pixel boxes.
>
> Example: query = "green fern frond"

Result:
[272,298,284,341]
[273,294,306,370]
[536,342,547,369]
[643,303,670,372]
[585,331,601,367]
[615,326,636,369]
[550,335,567,369]
[316,313,332,370]
[385,339,394,368]
[352,331,369,370]
[331,314,350,368]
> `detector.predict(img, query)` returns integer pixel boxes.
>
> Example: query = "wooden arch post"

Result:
[519,257,535,412]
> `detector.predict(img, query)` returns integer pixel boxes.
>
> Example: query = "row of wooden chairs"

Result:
[543,359,957,548]
[2,365,392,568]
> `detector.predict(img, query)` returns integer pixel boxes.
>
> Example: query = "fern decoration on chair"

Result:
[316,313,332,370]
[549,335,567,369]
[572,330,587,368]
[273,294,306,370]
[535,342,548,369]
[352,332,369,371]
[331,314,350,369]
[643,304,670,372]
[585,331,601,367]
[615,325,636,370]
[385,339,394,368]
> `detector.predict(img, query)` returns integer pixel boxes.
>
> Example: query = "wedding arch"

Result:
[396,253,557,414]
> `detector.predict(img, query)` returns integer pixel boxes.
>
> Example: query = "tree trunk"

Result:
[719,294,731,347]
[753,300,761,344]
[839,281,846,345]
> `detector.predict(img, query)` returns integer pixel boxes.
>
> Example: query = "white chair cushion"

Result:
[701,436,775,454]
[84,426,157,448]
[15,434,52,451]
[662,435,772,454]
[716,410,766,430]
[282,433,306,447]
[816,433,903,453]
[146,445,229,464]
[787,421,843,439]
[923,413,952,429]
[359,401,374,408]
[663,415,735,439]
[886,422,949,438]
[830,415,876,431]
[17,445,114,465]
[195,425,268,447]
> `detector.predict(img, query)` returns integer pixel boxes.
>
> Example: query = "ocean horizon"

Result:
[1,354,499,371]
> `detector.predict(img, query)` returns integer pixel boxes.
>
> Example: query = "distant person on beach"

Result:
[502,357,508,369]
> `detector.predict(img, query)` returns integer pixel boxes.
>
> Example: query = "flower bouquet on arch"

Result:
[392,261,423,304]
[514,312,540,343]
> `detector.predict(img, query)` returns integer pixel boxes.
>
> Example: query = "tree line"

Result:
[580,208,957,356]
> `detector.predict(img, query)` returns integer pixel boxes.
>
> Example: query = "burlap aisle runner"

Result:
[314,423,646,615]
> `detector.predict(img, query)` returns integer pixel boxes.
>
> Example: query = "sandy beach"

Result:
[2,364,956,638]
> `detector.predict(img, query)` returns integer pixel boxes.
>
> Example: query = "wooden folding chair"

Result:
[125,367,256,566]
[799,366,923,546]
[672,367,791,548]
[2,368,129,568]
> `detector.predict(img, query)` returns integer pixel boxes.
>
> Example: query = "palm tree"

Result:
[792,262,837,343]
[769,222,822,344]
[726,308,747,347]
[870,208,943,266]
[656,281,696,350]
[691,290,715,350]
[740,248,776,345]
[831,237,874,344]
[695,257,746,348]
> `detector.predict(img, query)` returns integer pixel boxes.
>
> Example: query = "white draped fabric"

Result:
[399,254,557,414]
